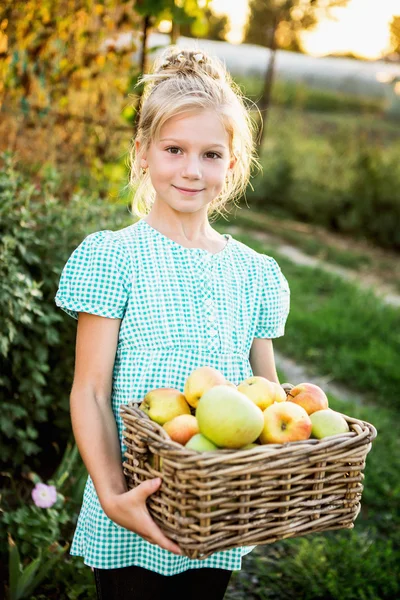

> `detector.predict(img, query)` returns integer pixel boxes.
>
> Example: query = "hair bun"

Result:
[155,47,223,81]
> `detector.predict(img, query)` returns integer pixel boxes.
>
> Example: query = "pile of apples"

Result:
[139,366,350,452]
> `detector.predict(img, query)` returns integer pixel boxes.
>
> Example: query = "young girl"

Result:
[55,46,290,600]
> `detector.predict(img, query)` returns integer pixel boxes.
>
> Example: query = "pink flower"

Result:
[31,483,57,508]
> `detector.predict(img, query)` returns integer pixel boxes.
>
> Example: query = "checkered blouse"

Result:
[54,218,290,574]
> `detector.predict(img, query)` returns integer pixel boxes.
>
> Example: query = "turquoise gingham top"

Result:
[54,218,290,574]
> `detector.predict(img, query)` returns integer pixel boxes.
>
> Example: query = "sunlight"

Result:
[301,0,398,59]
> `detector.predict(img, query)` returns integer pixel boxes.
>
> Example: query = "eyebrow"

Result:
[159,138,227,149]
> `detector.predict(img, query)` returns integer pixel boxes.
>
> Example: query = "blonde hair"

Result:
[128,45,261,222]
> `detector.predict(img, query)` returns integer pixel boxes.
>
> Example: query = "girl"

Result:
[55,46,290,600]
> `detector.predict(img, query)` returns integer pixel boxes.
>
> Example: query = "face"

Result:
[137,110,235,214]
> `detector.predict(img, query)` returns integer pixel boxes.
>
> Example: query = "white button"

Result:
[208,314,216,322]
[205,298,212,306]
[209,328,218,336]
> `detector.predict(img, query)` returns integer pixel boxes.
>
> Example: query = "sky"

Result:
[209,0,399,59]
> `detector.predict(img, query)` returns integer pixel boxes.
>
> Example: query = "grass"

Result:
[221,208,375,272]
[213,226,400,409]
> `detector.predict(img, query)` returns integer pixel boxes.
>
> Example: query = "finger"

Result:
[147,522,183,555]
[134,477,161,501]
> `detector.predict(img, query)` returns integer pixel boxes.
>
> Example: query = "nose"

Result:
[181,155,201,179]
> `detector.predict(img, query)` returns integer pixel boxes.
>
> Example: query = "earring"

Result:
[141,167,147,175]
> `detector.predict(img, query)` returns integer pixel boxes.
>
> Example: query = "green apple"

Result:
[310,409,350,439]
[196,385,264,449]
[185,433,218,452]
[240,443,260,450]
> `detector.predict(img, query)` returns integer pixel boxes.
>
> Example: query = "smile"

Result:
[173,185,204,195]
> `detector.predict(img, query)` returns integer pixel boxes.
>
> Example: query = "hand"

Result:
[102,478,183,556]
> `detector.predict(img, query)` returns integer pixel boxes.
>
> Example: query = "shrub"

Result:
[0,151,132,472]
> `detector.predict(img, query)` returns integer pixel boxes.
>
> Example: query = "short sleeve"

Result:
[54,231,132,320]
[254,254,290,339]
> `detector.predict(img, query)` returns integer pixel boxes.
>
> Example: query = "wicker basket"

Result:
[120,396,376,560]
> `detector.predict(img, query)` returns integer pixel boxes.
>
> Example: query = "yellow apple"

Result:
[310,409,349,439]
[260,402,312,444]
[196,385,264,449]
[139,388,191,425]
[287,382,329,415]
[184,366,227,409]
[163,414,200,445]
[237,376,286,411]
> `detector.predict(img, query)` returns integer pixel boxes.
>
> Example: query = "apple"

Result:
[240,443,260,450]
[163,414,200,445]
[139,388,191,425]
[196,385,264,449]
[184,366,227,409]
[310,409,350,439]
[286,382,329,415]
[259,402,312,444]
[185,433,218,452]
[237,376,286,411]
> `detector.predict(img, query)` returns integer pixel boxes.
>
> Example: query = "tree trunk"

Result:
[170,22,180,44]
[134,14,151,137]
[256,13,279,156]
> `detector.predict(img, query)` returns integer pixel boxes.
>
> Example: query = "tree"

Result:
[243,0,350,153]
[179,7,230,42]
[390,15,400,56]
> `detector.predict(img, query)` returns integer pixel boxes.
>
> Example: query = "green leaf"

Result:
[15,555,42,599]
[23,543,69,598]
[8,534,22,600]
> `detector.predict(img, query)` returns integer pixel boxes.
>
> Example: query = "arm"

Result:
[249,338,280,383]
[70,312,182,555]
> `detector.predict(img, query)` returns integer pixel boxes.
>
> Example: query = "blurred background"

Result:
[1,1,399,598]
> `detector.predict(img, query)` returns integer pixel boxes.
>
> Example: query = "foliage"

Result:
[243,107,400,250]
[179,6,230,42]
[389,15,400,56]
[243,0,350,53]
[2,442,90,599]
[228,530,399,600]
[0,151,132,472]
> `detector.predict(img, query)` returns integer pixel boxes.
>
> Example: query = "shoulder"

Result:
[78,222,142,256]
[230,237,279,271]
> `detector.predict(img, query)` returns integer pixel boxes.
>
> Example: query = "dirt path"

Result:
[227,224,400,308]
[274,351,365,405]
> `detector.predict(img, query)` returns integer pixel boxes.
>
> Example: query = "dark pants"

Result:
[94,565,232,600]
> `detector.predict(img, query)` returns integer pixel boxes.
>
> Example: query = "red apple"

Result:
[237,376,286,411]
[260,402,312,444]
[286,382,329,415]
[163,414,200,445]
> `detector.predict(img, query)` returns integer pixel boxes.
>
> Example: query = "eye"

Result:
[205,152,222,159]
[166,146,182,155]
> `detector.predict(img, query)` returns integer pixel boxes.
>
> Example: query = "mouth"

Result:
[173,185,204,195]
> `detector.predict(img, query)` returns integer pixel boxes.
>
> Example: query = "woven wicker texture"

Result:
[121,401,376,560]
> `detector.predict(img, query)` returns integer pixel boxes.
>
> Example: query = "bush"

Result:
[229,529,400,600]
[0,151,132,473]
[245,114,400,250]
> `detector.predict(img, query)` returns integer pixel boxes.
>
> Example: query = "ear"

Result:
[228,155,237,171]
[135,139,148,169]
